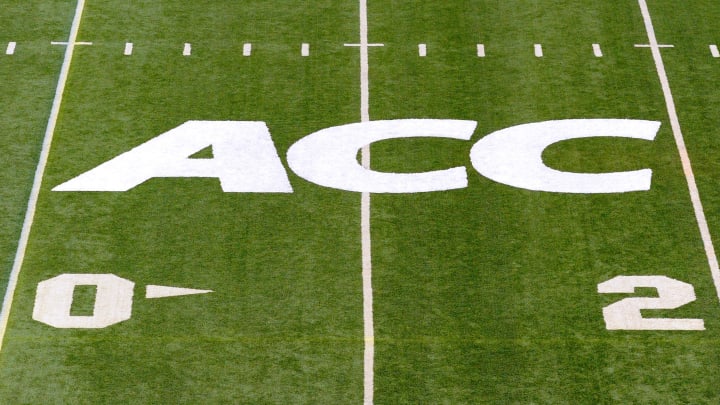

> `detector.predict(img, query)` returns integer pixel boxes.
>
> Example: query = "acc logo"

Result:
[53,119,660,194]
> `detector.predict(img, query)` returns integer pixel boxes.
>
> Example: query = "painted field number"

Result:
[33,274,134,328]
[598,275,704,330]
[33,274,212,328]
[32,273,704,331]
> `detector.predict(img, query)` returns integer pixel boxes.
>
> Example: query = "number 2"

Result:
[598,275,704,330]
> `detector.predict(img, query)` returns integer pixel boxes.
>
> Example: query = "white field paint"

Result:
[634,43,674,48]
[358,0,374,402]
[418,43,427,57]
[146,285,213,299]
[534,43,543,57]
[243,43,252,56]
[288,120,476,192]
[637,0,720,302]
[124,42,133,56]
[470,119,659,193]
[711,45,720,58]
[51,41,92,46]
[344,43,384,50]
[183,43,192,56]
[592,43,603,57]
[477,44,485,57]
[598,275,704,330]
[0,0,87,350]
[55,119,656,194]
[31,274,212,328]
[301,43,309,56]
[33,274,134,328]
[5,42,16,55]
[53,121,294,192]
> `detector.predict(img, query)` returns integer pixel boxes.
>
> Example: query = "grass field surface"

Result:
[1,1,720,403]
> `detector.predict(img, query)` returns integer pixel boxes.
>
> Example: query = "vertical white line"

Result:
[534,43,543,57]
[592,43,603,57]
[418,43,427,57]
[243,43,252,56]
[476,43,485,58]
[183,43,191,56]
[124,42,133,56]
[0,0,87,352]
[710,44,719,58]
[5,42,16,55]
[359,0,373,402]
[301,43,310,57]
[638,0,720,301]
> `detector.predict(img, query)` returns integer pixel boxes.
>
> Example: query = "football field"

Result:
[1,0,720,403]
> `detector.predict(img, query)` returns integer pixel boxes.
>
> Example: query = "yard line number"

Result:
[33,274,211,328]
[31,272,705,331]
[598,275,704,331]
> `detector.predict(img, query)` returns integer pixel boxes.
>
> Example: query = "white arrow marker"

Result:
[146,285,213,299]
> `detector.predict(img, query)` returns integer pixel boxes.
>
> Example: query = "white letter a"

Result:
[53,121,293,193]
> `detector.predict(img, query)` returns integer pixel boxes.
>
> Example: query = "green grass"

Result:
[368,1,720,403]
[0,1,73,289]
[2,0,720,403]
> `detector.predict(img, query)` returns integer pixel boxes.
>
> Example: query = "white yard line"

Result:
[634,43,673,48]
[301,43,309,57]
[592,43,603,58]
[183,43,192,56]
[51,41,92,46]
[5,42,16,55]
[0,0,87,352]
[124,42,133,56]
[476,44,485,58]
[358,0,374,403]
[637,0,720,302]
[243,43,252,56]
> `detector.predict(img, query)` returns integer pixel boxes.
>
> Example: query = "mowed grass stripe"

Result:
[0,1,366,402]
[368,0,720,403]
[0,0,87,351]
[650,2,720,309]
[0,3,81,300]
[636,0,720,301]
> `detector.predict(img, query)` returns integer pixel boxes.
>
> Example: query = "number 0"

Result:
[33,274,134,328]
[598,275,704,330]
